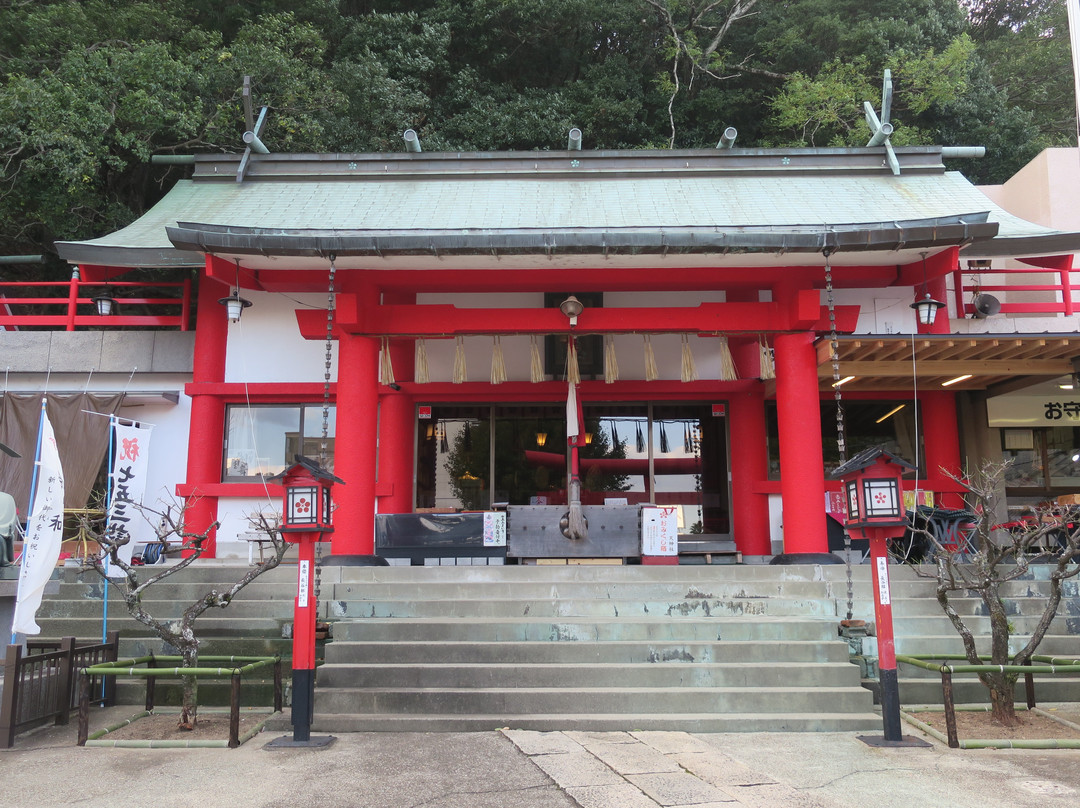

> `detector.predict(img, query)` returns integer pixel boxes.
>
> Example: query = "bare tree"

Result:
[78,499,289,730]
[919,461,1080,726]
[642,0,768,146]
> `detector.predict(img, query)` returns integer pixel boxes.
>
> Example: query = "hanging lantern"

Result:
[93,294,118,316]
[218,289,252,323]
[910,293,945,326]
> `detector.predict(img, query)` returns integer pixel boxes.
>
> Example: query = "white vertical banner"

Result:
[566,383,579,439]
[105,419,154,576]
[12,407,65,635]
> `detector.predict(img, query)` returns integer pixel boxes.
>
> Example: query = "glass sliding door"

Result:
[652,404,729,536]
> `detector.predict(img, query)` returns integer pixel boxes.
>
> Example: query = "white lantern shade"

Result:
[863,477,901,519]
[285,485,320,527]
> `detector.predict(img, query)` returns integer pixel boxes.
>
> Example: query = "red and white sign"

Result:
[418,405,432,420]
[641,506,678,556]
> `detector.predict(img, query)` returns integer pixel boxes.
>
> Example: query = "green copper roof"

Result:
[54,147,1080,268]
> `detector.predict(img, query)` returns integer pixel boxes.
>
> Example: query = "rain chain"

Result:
[824,250,854,621]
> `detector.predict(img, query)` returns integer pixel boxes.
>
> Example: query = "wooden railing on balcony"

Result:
[0,277,192,331]
[952,266,1079,318]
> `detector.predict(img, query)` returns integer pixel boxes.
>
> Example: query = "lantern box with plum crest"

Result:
[268,455,344,538]
[830,446,916,538]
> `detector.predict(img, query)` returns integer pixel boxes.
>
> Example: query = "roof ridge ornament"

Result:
[864,70,899,176]
[237,76,270,183]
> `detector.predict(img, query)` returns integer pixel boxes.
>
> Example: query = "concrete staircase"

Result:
[26,559,1080,726]
[310,564,880,732]
[873,564,1080,705]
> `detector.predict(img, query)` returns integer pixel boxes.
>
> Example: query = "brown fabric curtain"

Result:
[0,393,123,516]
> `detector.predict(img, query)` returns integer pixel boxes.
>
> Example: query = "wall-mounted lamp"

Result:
[559,295,584,328]
[536,431,548,447]
[583,432,593,446]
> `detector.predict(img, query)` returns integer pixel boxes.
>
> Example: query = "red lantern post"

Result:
[268,455,342,746]
[832,446,915,743]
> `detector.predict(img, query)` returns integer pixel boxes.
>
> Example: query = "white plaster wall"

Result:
[214,495,280,558]
[225,290,337,383]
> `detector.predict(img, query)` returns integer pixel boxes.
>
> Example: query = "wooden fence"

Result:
[0,632,119,747]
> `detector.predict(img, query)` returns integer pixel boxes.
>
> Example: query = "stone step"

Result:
[888,596,1080,618]
[331,616,839,643]
[892,634,1080,656]
[302,711,883,733]
[316,661,863,689]
[326,597,838,619]
[898,676,1080,705]
[29,615,290,640]
[313,685,875,715]
[890,613,1076,635]
[323,577,1067,600]
[323,639,851,665]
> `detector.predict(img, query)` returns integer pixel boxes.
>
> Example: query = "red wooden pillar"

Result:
[331,290,380,557]
[377,293,416,515]
[182,264,229,557]
[728,389,771,556]
[920,390,964,508]
[773,332,829,555]
[916,247,955,335]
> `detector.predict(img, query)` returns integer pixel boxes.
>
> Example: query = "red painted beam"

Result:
[295,301,860,339]
[254,264,906,294]
[895,246,958,287]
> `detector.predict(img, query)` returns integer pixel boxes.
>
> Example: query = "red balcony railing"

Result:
[952,265,1078,318]
[0,277,191,331]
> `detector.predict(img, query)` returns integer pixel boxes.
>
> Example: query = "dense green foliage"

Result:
[0,0,1074,265]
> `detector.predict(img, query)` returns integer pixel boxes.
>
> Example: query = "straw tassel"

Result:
[490,336,507,384]
[566,338,581,384]
[759,336,775,380]
[718,336,738,381]
[603,334,619,383]
[378,337,395,386]
[643,335,658,382]
[530,335,544,383]
[415,338,429,384]
[680,334,698,383]
[452,335,467,383]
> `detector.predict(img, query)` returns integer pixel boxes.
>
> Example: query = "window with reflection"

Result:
[766,399,920,479]
[413,402,731,536]
[1003,427,1080,490]
[223,404,336,481]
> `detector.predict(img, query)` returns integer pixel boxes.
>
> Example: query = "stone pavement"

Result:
[1,708,1080,808]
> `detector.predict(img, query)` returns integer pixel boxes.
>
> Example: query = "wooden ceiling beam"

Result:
[818,359,1072,377]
